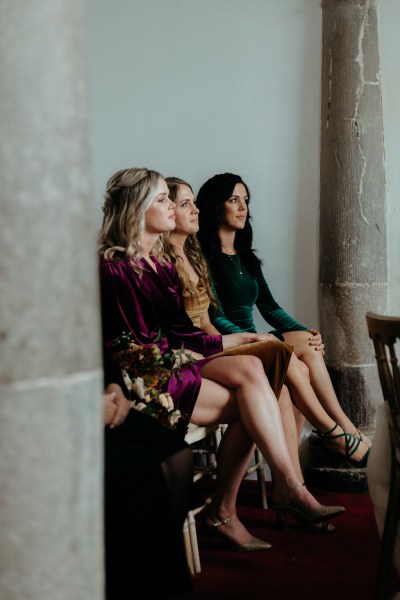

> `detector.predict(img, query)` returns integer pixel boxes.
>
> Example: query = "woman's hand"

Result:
[253,333,278,343]
[104,383,131,427]
[221,331,277,349]
[307,329,325,355]
[103,392,118,425]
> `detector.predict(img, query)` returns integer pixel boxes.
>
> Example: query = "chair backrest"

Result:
[366,312,400,447]
[366,312,400,598]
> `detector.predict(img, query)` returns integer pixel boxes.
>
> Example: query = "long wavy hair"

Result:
[163,177,217,307]
[196,172,262,278]
[98,167,165,274]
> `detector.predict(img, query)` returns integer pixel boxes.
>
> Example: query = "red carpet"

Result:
[180,481,400,600]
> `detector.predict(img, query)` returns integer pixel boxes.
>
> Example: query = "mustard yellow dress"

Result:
[183,280,293,399]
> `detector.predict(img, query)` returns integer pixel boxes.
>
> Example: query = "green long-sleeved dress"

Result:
[210,252,308,340]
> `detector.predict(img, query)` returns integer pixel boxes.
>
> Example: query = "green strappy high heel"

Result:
[355,428,372,448]
[313,423,370,468]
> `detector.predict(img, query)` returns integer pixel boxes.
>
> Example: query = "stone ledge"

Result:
[299,433,369,493]
[304,465,368,493]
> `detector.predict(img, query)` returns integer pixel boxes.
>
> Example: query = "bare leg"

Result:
[283,352,369,462]
[194,355,329,509]
[293,403,306,443]
[212,421,261,545]
[278,385,303,481]
[291,360,308,442]
[193,356,346,538]
[191,378,262,546]
[191,357,344,543]
[283,330,365,439]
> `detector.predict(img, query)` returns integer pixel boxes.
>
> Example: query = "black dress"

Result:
[103,346,193,599]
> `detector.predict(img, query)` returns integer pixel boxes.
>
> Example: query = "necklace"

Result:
[226,253,243,275]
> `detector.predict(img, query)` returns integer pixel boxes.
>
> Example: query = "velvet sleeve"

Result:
[255,264,308,338]
[99,261,162,348]
[99,259,223,358]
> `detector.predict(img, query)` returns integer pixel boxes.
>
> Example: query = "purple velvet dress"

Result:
[100,256,223,433]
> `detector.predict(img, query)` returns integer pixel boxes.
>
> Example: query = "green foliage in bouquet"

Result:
[109,331,195,429]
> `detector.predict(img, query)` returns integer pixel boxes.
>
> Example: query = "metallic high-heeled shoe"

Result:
[203,514,272,552]
[276,512,335,533]
[272,482,345,529]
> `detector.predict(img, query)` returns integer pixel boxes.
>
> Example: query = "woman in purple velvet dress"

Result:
[98,167,345,552]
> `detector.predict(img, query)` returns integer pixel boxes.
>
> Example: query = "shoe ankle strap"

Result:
[208,514,236,528]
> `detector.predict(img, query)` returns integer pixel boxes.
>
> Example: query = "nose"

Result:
[238,199,247,209]
[191,202,199,214]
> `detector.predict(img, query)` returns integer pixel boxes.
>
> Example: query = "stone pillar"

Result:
[319,0,387,434]
[0,3,104,600]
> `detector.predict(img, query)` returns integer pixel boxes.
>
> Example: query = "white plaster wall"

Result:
[86,0,400,328]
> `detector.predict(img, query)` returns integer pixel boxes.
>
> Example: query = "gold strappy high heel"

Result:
[203,514,272,551]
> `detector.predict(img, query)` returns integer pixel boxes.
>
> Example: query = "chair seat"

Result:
[185,422,221,445]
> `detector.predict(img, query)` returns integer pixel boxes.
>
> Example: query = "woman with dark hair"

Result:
[195,172,371,465]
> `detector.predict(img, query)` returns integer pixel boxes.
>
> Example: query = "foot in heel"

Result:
[276,511,335,533]
[272,482,345,526]
[313,423,370,468]
[203,512,272,551]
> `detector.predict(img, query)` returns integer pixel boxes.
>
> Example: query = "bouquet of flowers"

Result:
[109,331,192,429]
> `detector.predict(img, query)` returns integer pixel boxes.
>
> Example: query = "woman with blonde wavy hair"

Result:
[98,166,344,552]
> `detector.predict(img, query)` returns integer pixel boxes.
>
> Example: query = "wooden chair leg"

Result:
[182,517,195,577]
[187,509,201,574]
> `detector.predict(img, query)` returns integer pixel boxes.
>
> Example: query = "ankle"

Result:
[207,504,235,522]
[320,422,340,436]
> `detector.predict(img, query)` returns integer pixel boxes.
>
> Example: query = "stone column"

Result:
[0,3,103,600]
[319,0,387,434]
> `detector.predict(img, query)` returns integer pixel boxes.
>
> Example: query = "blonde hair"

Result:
[98,167,165,273]
[163,177,217,307]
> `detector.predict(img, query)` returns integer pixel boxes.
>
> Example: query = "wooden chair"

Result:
[183,423,222,575]
[183,422,268,575]
[366,311,400,600]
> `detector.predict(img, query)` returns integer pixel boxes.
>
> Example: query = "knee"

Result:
[284,330,313,358]
[238,355,265,381]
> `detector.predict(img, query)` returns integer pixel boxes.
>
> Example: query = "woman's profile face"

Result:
[220,183,248,231]
[144,178,176,234]
[172,184,199,235]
